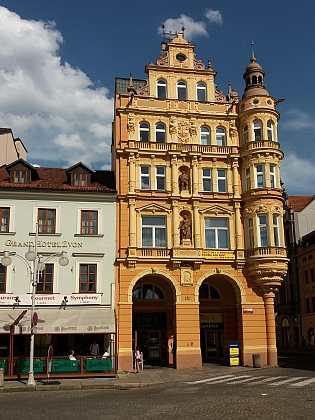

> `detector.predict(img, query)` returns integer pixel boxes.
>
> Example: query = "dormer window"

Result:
[14,170,28,183]
[74,173,88,186]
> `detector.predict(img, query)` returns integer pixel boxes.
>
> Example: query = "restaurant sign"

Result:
[202,250,234,260]
[200,313,224,329]
[0,293,102,306]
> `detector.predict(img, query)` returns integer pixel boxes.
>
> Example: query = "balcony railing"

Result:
[240,140,281,153]
[245,246,287,258]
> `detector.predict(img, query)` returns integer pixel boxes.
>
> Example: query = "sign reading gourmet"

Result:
[0,293,102,306]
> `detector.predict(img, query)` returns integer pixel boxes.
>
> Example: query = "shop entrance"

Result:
[134,330,167,364]
[200,330,223,361]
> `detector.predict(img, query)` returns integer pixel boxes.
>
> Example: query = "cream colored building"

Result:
[113,33,288,370]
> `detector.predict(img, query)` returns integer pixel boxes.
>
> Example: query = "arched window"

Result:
[253,120,262,141]
[267,121,274,141]
[177,81,187,100]
[199,283,221,300]
[155,123,166,143]
[216,127,226,146]
[252,75,257,84]
[196,82,206,101]
[156,79,167,99]
[132,284,165,300]
[139,122,150,142]
[243,125,248,144]
[200,126,210,145]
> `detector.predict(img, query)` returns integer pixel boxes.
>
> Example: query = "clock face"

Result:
[176,53,187,62]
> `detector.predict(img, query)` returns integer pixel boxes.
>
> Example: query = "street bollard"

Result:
[0,368,4,387]
[252,354,261,368]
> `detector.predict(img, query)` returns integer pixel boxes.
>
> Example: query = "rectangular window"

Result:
[79,264,97,293]
[156,167,166,190]
[36,264,53,293]
[0,207,10,232]
[255,164,265,188]
[245,168,251,191]
[217,169,226,192]
[141,216,166,248]
[14,170,27,183]
[311,268,314,282]
[74,173,88,186]
[202,169,212,192]
[140,166,150,190]
[258,215,268,247]
[273,215,280,247]
[305,270,309,284]
[81,210,98,234]
[306,298,310,313]
[270,165,276,188]
[38,209,56,234]
[0,264,6,292]
[247,217,254,249]
[205,218,229,249]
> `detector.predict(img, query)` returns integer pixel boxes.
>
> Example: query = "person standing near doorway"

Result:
[135,346,141,373]
[90,341,99,358]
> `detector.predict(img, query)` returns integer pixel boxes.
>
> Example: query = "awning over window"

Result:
[0,308,115,334]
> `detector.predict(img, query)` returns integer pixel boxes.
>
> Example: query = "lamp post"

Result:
[1,233,69,385]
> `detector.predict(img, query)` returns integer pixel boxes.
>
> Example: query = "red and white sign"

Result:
[0,293,102,306]
[243,308,254,314]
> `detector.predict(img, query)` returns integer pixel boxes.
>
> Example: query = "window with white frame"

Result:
[38,209,56,234]
[196,82,206,101]
[253,120,262,141]
[156,167,166,190]
[155,123,166,143]
[177,81,187,100]
[254,164,264,188]
[258,214,268,247]
[270,165,276,188]
[0,264,6,292]
[200,126,210,145]
[79,263,97,293]
[202,169,212,192]
[267,121,273,141]
[204,218,229,249]
[37,264,54,293]
[216,127,226,146]
[246,217,254,248]
[140,166,150,190]
[243,125,248,144]
[156,79,167,99]
[139,122,150,142]
[273,214,280,247]
[141,216,166,248]
[217,169,227,192]
[81,210,98,234]
[245,167,251,191]
[0,207,10,232]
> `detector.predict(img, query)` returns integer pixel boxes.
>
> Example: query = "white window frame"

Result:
[216,127,226,146]
[258,214,268,247]
[273,214,280,247]
[202,168,212,192]
[0,205,14,233]
[177,81,187,100]
[34,206,60,234]
[140,166,150,190]
[139,122,150,142]
[243,125,248,144]
[156,79,167,99]
[246,217,254,248]
[217,169,227,192]
[253,120,262,141]
[267,121,273,141]
[270,165,276,188]
[196,82,206,101]
[200,126,210,145]
[76,206,102,235]
[204,217,229,249]
[155,166,166,190]
[254,164,264,188]
[155,123,166,143]
[75,260,101,294]
[245,167,251,191]
[141,216,167,248]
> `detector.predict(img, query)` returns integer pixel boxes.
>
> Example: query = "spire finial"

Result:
[251,39,255,59]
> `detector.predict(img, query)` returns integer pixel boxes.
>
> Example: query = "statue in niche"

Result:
[179,215,192,242]
[178,170,189,191]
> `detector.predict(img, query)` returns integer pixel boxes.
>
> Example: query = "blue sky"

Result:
[0,1,314,196]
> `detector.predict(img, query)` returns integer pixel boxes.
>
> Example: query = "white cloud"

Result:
[0,6,113,168]
[281,153,315,195]
[158,14,208,40]
[204,9,223,25]
[282,108,315,130]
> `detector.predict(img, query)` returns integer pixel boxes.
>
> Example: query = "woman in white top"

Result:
[69,350,76,360]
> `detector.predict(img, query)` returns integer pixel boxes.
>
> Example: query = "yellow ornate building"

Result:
[113,33,288,370]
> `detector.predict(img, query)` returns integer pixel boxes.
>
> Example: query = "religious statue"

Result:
[178,171,189,191]
[179,215,192,242]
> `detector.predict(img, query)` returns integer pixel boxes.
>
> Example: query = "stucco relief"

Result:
[136,81,149,96]
[193,58,205,70]
[200,204,233,216]
[156,55,169,66]
[135,203,171,214]
[178,121,190,143]
[127,114,135,133]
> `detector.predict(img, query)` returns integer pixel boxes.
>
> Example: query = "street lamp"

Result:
[1,245,69,385]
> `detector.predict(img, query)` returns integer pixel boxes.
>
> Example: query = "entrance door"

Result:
[134,331,167,365]
[201,330,223,361]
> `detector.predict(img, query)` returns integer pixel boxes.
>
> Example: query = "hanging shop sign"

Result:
[202,250,234,260]
[133,313,167,330]
[0,293,102,306]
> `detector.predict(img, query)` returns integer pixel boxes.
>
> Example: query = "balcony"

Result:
[245,246,287,258]
[240,140,281,154]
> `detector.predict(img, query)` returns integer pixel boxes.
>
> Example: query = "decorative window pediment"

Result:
[200,205,232,216]
[136,203,171,214]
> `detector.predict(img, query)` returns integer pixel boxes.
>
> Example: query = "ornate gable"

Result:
[200,205,233,216]
[136,203,171,214]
